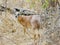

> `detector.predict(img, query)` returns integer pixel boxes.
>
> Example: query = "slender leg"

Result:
[24,27,26,34]
[37,29,41,45]
[23,27,29,35]
[34,29,40,45]
[23,27,31,37]
[38,29,40,39]
[33,29,38,45]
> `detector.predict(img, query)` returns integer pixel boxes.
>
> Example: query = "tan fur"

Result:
[17,15,43,44]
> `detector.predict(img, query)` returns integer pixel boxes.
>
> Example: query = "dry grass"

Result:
[0,0,60,45]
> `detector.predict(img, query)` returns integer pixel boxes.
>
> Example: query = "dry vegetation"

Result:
[0,0,60,45]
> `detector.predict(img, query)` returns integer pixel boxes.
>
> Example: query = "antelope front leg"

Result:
[23,27,29,35]
[23,27,26,34]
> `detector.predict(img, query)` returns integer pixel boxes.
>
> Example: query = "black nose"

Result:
[15,16,18,18]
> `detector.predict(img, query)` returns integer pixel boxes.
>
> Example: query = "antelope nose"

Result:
[15,8,20,12]
[15,16,18,18]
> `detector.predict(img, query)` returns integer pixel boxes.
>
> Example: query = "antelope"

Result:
[17,15,42,30]
[15,15,43,41]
